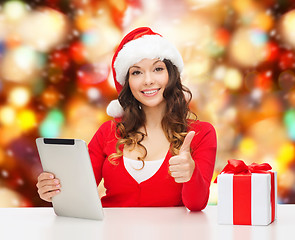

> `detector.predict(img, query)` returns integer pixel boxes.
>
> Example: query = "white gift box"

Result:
[217,171,277,225]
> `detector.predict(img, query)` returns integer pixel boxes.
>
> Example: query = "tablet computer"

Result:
[36,138,104,220]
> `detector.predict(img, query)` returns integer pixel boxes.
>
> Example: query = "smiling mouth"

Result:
[141,88,160,95]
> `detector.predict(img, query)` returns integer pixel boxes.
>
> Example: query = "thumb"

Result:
[179,131,195,154]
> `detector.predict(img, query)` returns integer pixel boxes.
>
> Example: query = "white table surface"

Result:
[0,204,294,240]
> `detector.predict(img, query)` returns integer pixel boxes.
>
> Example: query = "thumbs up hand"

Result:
[169,131,196,183]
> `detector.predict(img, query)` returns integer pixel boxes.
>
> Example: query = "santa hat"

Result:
[107,27,184,118]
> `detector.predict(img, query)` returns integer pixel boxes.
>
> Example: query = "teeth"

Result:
[143,89,158,94]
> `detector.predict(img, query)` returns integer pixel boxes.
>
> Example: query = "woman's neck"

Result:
[142,103,166,129]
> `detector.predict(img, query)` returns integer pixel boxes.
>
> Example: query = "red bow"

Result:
[214,159,272,183]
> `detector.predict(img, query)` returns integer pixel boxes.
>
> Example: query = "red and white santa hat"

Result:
[107,27,184,118]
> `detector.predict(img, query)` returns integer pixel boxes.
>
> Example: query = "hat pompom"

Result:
[106,99,124,118]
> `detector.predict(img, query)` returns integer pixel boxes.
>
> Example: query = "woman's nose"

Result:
[144,73,155,85]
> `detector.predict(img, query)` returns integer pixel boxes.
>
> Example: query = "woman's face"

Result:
[128,58,169,110]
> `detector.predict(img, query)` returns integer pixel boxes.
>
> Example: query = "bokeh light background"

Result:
[0,0,295,207]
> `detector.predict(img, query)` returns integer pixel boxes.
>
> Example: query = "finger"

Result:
[169,161,192,171]
[38,184,61,196]
[38,172,55,182]
[179,131,195,154]
[170,171,183,178]
[174,177,189,183]
[169,156,182,165]
[37,179,60,189]
[41,190,61,202]
[169,164,186,172]
[169,165,179,172]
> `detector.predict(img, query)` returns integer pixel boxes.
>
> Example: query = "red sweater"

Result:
[88,119,217,211]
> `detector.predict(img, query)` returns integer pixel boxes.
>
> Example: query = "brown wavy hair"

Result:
[108,59,197,167]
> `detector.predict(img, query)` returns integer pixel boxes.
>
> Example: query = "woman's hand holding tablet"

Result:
[36,172,61,202]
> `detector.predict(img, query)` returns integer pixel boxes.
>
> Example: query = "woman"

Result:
[36,27,217,211]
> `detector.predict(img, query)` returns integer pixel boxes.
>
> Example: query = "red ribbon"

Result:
[217,159,272,176]
[214,159,272,183]
[216,159,275,225]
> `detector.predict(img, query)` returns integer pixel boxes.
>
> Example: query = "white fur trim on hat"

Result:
[106,99,124,118]
[114,34,184,87]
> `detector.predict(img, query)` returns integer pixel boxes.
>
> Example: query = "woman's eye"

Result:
[131,70,141,75]
[155,67,164,72]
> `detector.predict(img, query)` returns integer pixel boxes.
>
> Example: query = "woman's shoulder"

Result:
[95,118,121,135]
[187,119,217,148]
[187,119,216,133]
[99,119,116,130]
